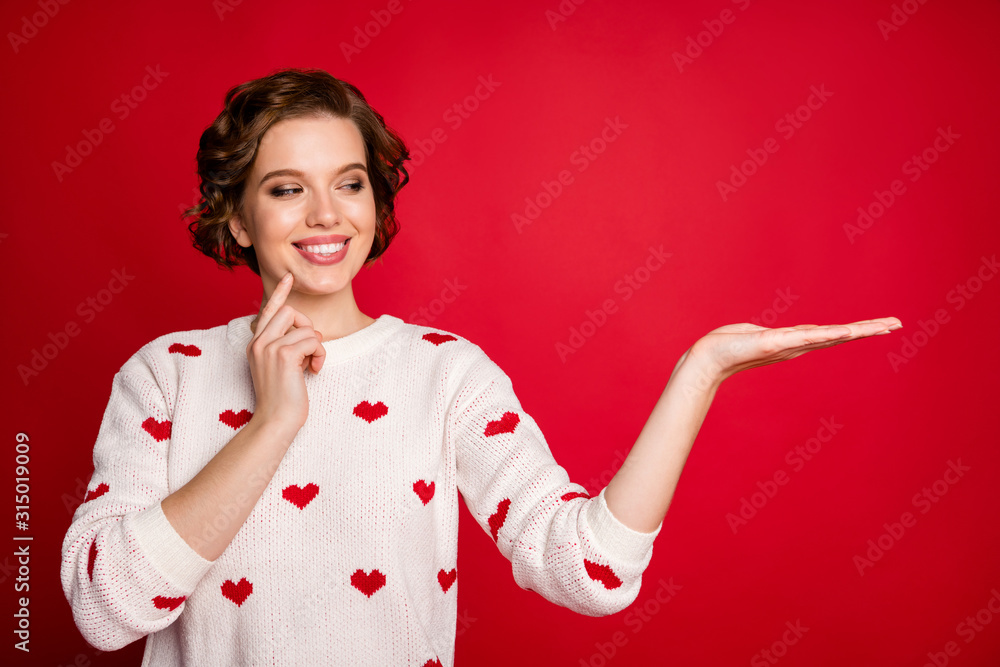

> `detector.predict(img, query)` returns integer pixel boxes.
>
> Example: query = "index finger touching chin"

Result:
[258,272,294,329]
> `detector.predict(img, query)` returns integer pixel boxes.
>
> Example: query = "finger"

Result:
[845,316,902,327]
[246,307,316,361]
[310,332,326,373]
[255,272,294,337]
[266,326,326,373]
[840,317,903,335]
[269,323,322,347]
[789,324,896,351]
[276,332,327,366]
[795,320,893,342]
[258,304,316,344]
[769,324,819,333]
[838,320,900,339]
[782,325,854,345]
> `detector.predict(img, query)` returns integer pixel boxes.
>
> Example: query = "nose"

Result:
[307,187,340,227]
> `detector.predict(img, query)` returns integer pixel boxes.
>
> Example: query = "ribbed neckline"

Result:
[226,313,404,363]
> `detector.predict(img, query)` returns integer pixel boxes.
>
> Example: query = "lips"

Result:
[297,240,347,254]
[293,236,350,265]
[294,234,349,245]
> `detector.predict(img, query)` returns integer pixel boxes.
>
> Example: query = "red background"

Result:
[3,0,999,665]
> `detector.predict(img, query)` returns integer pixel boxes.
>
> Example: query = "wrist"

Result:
[246,413,301,447]
[674,345,727,395]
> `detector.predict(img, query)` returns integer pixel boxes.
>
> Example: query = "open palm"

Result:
[685,317,903,384]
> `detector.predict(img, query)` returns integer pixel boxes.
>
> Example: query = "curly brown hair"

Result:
[182,68,410,275]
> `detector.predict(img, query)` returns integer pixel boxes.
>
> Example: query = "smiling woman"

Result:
[59,68,673,666]
[186,72,406,262]
[58,67,899,667]
[225,115,380,335]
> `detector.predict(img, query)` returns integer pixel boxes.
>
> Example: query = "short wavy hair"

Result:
[183,68,410,275]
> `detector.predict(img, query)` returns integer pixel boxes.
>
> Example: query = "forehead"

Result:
[255,115,366,169]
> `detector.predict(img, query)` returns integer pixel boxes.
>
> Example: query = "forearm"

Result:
[603,351,721,533]
[160,417,296,561]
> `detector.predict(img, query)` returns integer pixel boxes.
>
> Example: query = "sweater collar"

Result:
[226,313,404,363]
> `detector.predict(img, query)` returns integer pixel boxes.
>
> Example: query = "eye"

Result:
[271,186,302,198]
[344,180,365,193]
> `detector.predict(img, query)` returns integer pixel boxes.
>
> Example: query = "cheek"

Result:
[258,210,298,240]
[351,199,378,232]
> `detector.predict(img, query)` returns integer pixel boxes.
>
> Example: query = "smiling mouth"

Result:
[293,239,348,256]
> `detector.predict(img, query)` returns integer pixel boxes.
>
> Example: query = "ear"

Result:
[228,212,253,248]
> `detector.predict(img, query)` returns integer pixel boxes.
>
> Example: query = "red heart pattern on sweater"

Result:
[413,480,435,505]
[422,659,443,667]
[484,411,519,436]
[437,568,457,592]
[142,418,172,442]
[221,578,254,607]
[282,483,319,509]
[168,343,202,357]
[422,333,457,346]
[87,540,97,580]
[153,595,186,611]
[353,400,388,423]
[351,568,386,597]
[561,491,590,501]
[488,498,511,542]
[219,409,253,430]
[84,482,109,502]
[584,559,622,590]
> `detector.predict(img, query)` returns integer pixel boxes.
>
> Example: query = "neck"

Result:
[250,280,375,342]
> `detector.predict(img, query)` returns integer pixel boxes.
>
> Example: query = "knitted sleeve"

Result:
[60,356,215,651]
[450,349,662,617]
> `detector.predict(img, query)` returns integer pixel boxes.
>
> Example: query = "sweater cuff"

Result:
[585,486,662,563]
[130,502,215,591]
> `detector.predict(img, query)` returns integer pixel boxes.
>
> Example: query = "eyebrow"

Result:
[258,163,367,188]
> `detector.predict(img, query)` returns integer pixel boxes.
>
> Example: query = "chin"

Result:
[297,278,352,295]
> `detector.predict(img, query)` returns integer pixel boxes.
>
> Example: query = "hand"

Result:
[685,317,903,386]
[245,272,326,433]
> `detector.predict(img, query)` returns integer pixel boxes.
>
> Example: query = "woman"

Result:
[60,68,900,666]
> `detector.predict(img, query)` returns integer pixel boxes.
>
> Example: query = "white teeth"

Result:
[299,241,346,254]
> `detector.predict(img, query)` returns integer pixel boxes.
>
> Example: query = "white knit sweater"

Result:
[60,313,662,666]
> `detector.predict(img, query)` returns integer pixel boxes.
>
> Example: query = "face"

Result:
[228,114,377,299]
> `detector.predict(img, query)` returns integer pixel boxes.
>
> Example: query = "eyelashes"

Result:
[270,182,365,198]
